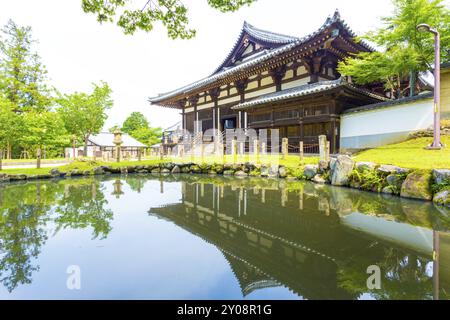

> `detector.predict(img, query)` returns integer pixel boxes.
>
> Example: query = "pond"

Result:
[0,174,449,300]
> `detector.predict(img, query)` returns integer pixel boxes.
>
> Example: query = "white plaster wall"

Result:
[341,98,433,138]
[281,77,309,90]
[245,86,276,99]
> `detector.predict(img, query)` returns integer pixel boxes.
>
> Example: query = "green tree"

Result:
[0,97,23,166]
[338,0,450,98]
[122,112,162,146]
[81,0,256,38]
[22,111,69,168]
[57,82,113,156]
[0,20,51,112]
[122,111,149,134]
[131,126,162,146]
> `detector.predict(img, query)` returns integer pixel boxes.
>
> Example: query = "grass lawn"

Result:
[1,158,66,164]
[354,136,450,170]
[0,154,317,176]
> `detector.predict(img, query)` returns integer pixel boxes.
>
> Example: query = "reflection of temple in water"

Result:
[150,177,449,300]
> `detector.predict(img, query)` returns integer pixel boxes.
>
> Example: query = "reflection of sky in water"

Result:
[0,176,447,300]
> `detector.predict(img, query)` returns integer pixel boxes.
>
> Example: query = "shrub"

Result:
[349,169,386,192]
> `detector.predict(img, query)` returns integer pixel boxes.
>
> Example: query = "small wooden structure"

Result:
[65,132,148,159]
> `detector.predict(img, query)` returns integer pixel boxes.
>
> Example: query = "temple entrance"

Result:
[222,117,237,130]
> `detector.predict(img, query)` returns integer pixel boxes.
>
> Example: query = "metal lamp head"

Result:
[416,23,438,34]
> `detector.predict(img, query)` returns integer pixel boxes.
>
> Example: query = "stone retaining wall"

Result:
[1,159,449,209]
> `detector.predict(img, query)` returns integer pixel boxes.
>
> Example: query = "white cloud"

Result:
[0,0,393,130]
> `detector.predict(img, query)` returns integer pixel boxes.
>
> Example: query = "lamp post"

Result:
[113,128,123,162]
[417,23,442,149]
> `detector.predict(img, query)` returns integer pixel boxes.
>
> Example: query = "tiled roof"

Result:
[231,78,388,110]
[243,21,299,44]
[148,10,373,106]
[212,22,299,75]
[89,132,147,147]
[342,92,433,115]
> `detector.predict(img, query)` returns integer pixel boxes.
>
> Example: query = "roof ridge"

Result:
[243,21,299,42]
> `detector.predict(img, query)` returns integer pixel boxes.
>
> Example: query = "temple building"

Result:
[149,10,430,153]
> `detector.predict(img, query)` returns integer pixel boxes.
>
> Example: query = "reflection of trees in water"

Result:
[337,246,433,300]
[54,180,114,239]
[124,176,147,193]
[0,178,114,292]
[0,182,56,292]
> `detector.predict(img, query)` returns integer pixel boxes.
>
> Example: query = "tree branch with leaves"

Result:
[338,0,449,98]
[81,0,256,38]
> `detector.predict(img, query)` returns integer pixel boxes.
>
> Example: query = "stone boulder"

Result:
[266,166,277,178]
[303,165,318,180]
[278,166,287,178]
[331,155,354,186]
[93,167,104,175]
[381,186,394,195]
[67,169,82,177]
[433,169,450,184]
[171,165,181,174]
[190,165,202,174]
[160,168,171,175]
[386,174,405,193]
[355,162,376,173]
[181,166,191,174]
[318,160,330,173]
[260,165,269,177]
[377,165,409,175]
[223,170,235,176]
[312,174,326,184]
[400,171,433,201]
[433,190,450,208]
[234,170,248,177]
[9,174,27,181]
[120,167,128,175]
[211,164,224,174]
[50,168,61,177]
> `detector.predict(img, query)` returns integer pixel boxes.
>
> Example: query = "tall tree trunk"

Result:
[72,136,76,159]
[36,147,42,169]
[84,135,89,157]
[0,149,3,171]
[6,142,11,159]
[409,71,416,97]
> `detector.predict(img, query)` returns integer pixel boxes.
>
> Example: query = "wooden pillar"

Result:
[235,79,248,129]
[299,141,304,162]
[232,138,237,163]
[253,139,259,164]
[208,88,220,132]
[331,118,338,154]
[326,141,330,161]
[282,138,288,159]
[319,135,327,161]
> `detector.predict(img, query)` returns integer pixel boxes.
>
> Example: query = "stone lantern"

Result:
[113,128,123,162]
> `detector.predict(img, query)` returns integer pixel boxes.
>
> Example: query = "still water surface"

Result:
[0,174,449,300]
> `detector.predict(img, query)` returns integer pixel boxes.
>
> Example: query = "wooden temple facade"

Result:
[149,10,389,153]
